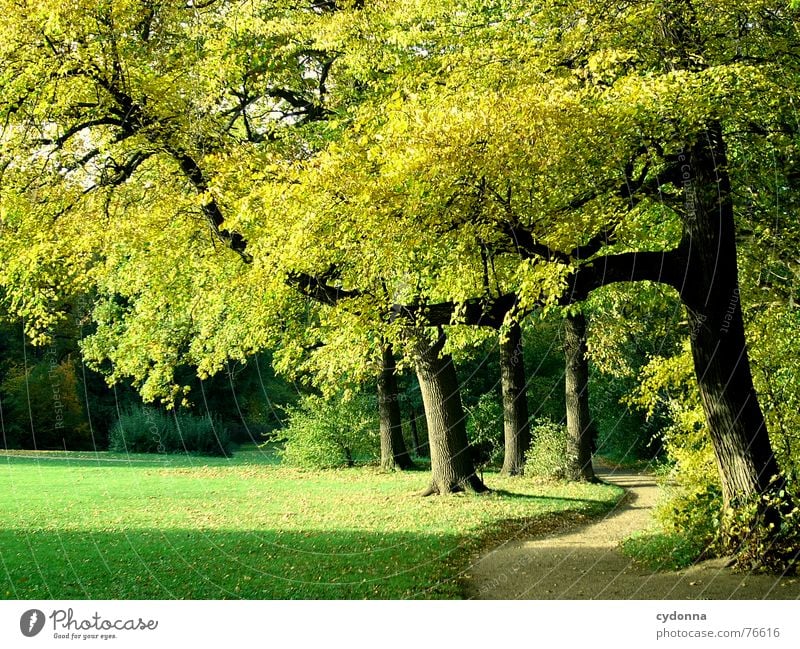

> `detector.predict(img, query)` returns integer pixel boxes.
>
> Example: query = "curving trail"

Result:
[466,467,800,599]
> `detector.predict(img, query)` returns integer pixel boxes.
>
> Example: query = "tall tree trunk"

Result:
[563,313,597,482]
[377,344,414,470]
[408,405,427,457]
[680,125,783,516]
[500,322,531,475]
[412,330,488,495]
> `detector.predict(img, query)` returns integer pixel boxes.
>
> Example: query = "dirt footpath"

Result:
[466,468,800,599]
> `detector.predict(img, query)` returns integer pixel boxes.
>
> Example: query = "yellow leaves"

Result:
[586,48,639,85]
[515,257,570,313]
[0,0,795,402]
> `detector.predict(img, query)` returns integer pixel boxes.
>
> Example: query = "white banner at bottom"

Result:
[0,600,798,649]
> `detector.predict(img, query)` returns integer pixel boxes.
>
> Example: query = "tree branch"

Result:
[562,248,686,304]
[168,147,252,263]
[390,293,519,329]
[288,269,521,330]
[286,271,361,305]
[566,226,617,261]
[38,117,123,148]
[266,88,330,123]
[502,223,571,263]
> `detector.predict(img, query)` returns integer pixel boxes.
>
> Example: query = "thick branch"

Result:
[167,148,252,262]
[562,248,686,304]
[97,150,154,188]
[289,270,519,329]
[391,293,519,329]
[503,224,571,263]
[287,271,361,305]
[266,88,330,123]
[566,226,617,261]
[401,247,686,329]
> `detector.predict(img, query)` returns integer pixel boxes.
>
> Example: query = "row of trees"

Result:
[0,301,596,477]
[2,0,799,569]
[0,317,294,451]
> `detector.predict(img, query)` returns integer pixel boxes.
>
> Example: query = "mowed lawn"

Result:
[0,448,622,599]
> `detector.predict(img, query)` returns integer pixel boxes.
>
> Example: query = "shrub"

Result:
[109,406,231,456]
[631,344,721,558]
[525,418,571,480]
[279,393,379,469]
[465,392,503,469]
[722,477,800,574]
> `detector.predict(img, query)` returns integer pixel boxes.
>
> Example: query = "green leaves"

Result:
[2,0,800,404]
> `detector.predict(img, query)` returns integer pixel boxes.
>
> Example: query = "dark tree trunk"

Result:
[679,125,782,513]
[377,344,415,470]
[563,313,597,482]
[500,322,531,475]
[408,405,427,457]
[412,330,488,495]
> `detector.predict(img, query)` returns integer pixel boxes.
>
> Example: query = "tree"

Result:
[290,274,518,488]
[0,0,523,494]
[502,2,797,522]
[563,312,597,482]
[0,355,91,450]
[412,328,488,494]
[377,343,414,470]
[0,0,344,368]
[499,321,530,475]
[275,0,798,560]
[3,0,800,562]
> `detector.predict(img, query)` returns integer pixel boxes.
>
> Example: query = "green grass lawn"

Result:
[0,448,622,599]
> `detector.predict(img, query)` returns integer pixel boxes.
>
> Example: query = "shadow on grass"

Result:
[0,528,463,600]
[0,490,619,600]
[489,489,616,506]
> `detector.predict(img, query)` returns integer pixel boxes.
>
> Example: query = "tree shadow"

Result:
[0,527,464,600]
[488,489,617,506]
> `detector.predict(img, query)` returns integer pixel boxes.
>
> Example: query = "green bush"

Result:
[631,344,721,556]
[466,392,503,469]
[109,406,231,456]
[722,477,800,574]
[525,418,571,480]
[279,393,379,469]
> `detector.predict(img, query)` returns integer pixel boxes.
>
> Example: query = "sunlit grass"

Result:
[0,449,622,599]
[621,530,708,572]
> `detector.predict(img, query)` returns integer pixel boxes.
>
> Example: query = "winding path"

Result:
[466,467,800,599]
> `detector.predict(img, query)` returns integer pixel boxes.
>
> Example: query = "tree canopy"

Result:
[3,0,800,565]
